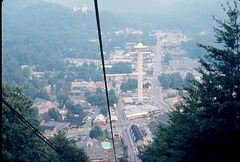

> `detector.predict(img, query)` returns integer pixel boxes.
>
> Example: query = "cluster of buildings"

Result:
[155,30,200,79]
[73,4,87,13]
[29,28,201,161]
[165,56,201,80]
[114,28,143,36]
[76,138,124,161]
[70,81,104,95]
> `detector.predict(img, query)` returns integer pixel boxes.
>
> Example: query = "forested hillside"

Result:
[2,1,128,86]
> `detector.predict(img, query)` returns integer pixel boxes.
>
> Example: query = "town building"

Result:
[73,99,92,112]
[87,81,104,93]
[39,125,56,134]
[134,42,147,103]
[122,97,134,104]
[62,58,101,67]
[69,112,90,129]
[77,139,106,162]
[73,4,87,13]
[32,97,58,115]
[71,81,88,95]
[130,124,144,147]
[93,114,106,127]
[124,105,162,120]
[40,121,70,138]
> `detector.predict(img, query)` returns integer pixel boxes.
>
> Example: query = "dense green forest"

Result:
[2,1,127,87]
[140,2,240,161]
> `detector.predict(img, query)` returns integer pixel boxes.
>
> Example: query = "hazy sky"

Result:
[3,0,227,15]
[44,0,226,15]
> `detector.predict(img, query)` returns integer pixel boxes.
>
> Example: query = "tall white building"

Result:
[134,42,147,103]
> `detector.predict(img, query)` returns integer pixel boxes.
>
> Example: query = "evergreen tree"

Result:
[140,2,240,161]
[48,108,62,122]
[2,82,49,161]
[49,130,89,162]
[2,82,89,161]
[100,106,108,116]
[183,72,195,87]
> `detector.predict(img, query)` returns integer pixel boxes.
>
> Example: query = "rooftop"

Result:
[131,124,143,142]
[122,97,134,104]
[124,104,160,118]
[69,111,89,128]
[41,121,70,130]
[94,114,106,122]
[39,125,55,132]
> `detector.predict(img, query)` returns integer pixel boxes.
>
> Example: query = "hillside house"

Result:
[32,97,57,115]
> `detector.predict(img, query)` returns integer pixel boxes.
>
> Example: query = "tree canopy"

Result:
[158,72,183,89]
[2,82,47,161]
[49,130,89,162]
[140,2,240,161]
[120,78,138,92]
[89,126,103,139]
[2,82,88,161]
[106,62,132,74]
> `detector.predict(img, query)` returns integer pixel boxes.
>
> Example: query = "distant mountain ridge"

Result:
[2,1,129,65]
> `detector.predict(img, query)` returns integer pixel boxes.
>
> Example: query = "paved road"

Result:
[116,97,140,161]
[116,98,126,122]
[152,35,170,112]
[65,32,171,161]
[122,128,139,162]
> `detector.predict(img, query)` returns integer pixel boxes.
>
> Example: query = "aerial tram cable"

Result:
[93,0,118,161]
[2,98,76,161]
[2,131,59,159]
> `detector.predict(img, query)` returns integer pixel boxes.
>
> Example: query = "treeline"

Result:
[40,103,85,123]
[158,72,194,89]
[106,62,132,74]
[85,88,118,107]
[22,61,101,101]
[120,78,138,92]
[140,2,240,161]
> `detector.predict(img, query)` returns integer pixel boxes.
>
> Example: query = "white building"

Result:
[93,114,106,126]
[124,105,162,120]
